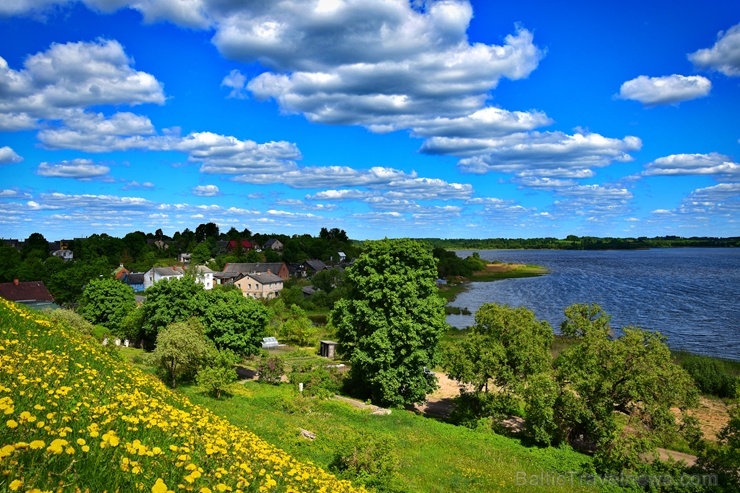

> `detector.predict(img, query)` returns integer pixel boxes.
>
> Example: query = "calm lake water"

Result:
[446,248,740,361]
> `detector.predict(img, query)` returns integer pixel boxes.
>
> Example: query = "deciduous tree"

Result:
[198,289,269,356]
[150,318,215,388]
[78,277,136,334]
[443,303,553,425]
[330,238,447,407]
[139,276,205,348]
[554,303,699,472]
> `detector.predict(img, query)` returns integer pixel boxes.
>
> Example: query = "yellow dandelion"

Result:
[29,440,45,449]
[8,479,22,491]
[6,419,18,429]
[151,478,168,493]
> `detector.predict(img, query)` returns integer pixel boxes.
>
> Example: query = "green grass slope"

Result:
[183,375,614,492]
[0,299,364,493]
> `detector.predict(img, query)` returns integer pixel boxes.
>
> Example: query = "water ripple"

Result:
[446,248,740,361]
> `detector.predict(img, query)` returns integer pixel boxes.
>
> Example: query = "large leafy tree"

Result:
[47,257,112,306]
[139,276,206,348]
[0,244,21,282]
[21,232,49,260]
[150,318,215,388]
[330,238,447,407]
[78,278,136,334]
[197,289,269,356]
[444,303,553,422]
[553,303,699,472]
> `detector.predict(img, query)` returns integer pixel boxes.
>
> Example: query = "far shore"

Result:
[439,261,548,303]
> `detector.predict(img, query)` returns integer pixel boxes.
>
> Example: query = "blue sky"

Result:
[1,0,738,242]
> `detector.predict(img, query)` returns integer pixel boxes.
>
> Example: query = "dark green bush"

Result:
[257,356,285,385]
[681,355,737,398]
[329,430,401,493]
[289,361,345,398]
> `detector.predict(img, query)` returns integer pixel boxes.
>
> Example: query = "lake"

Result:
[446,248,740,361]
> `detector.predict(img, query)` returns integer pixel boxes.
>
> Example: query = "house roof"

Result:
[0,280,55,303]
[222,262,285,274]
[226,239,254,250]
[194,265,213,274]
[302,285,316,296]
[305,259,328,272]
[240,272,284,285]
[150,266,184,277]
[125,273,146,284]
[263,238,281,247]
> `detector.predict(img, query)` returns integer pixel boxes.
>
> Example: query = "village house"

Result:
[234,272,284,299]
[226,239,257,252]
[143,265,214,290]
[0,279,56,310]
[193,265,214,290]
[51,249,74,261]
[215,262,290,284]
[262,238,283,251]
[122,272,146,292]
[143,266,184,290]
[305,259,328,274]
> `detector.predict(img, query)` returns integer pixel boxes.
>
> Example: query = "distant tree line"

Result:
[0,223,358,306]
[420,235,740,250]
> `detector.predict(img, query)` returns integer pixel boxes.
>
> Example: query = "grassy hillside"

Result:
[0,298,364,493]
[182,383,609,493]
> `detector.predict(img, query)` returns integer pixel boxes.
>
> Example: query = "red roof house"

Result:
[0,280,55,304]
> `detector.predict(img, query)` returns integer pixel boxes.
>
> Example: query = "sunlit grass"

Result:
[183,382,604,493]
[0,298,366,493]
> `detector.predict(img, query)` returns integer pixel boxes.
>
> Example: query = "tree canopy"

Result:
[150,318,215,388]
[138,276,206,348]
[78,277,136,334]
[553,303,699,472]
[330,238,447,407]
[197,289,269,356]
[443,303,553,427]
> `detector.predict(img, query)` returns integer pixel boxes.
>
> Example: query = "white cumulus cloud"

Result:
[0,39,165,130]
[0,146,23,164]
[618,75,711,105]
[37,159,110,179]
[643,153,740,177]
[688,23,740,76]
[221,69,248,99]
[192,184,220,196]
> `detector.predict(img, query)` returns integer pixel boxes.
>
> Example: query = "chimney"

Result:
[13,279,19,285]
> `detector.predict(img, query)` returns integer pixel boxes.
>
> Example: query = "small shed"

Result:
[320,340,338,359]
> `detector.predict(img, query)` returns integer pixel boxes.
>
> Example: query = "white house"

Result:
[144,266,184,290]
[234,272,284,299]
[194,265,214,290]
[52,249,74,261]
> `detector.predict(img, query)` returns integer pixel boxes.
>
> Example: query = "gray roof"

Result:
[242,272,283,284]
[152,267,183,276]
[222,262,284,274]
[305,259,328,272]
[126,273,145,284]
